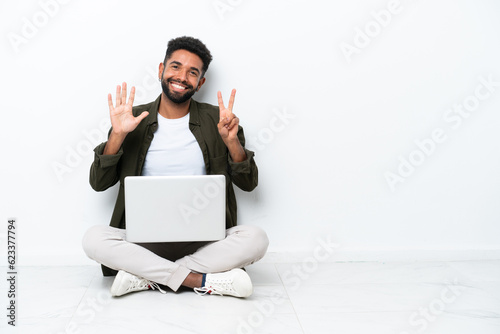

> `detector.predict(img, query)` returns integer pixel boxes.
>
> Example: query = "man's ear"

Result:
[196,77,206,91]
[158,62,164,81]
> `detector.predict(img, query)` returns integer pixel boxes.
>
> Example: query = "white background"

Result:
[1,0,499,265]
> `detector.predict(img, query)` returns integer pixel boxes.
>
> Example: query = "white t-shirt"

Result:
[141,112,206,176]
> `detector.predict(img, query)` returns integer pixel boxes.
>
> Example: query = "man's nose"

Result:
[176,70,189,82]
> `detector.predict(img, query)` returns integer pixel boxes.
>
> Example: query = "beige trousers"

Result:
[82,225,269,291]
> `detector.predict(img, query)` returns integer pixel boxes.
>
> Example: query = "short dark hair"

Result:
[164,36,212,76]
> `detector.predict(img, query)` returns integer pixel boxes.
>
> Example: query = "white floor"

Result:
[1,260,500,334]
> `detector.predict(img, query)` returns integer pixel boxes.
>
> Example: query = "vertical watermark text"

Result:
[6,218,17,327]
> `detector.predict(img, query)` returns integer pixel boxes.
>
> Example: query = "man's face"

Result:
[160,49,205,104]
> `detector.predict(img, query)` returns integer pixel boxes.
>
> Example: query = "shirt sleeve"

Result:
[227,127,258,192]
[89,141,123,191]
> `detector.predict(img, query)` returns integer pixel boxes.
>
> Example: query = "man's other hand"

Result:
[108,82,149,136]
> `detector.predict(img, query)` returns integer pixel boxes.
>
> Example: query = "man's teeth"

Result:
[172,83,186,90]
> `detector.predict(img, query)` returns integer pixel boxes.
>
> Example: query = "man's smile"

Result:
[169,80,191,93]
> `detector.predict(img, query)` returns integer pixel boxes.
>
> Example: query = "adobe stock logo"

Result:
[54,290,112,334]
[385,74,499,192]
[7,0,74,53]
[212,0,244,21]
[234,235,340,334]
[399,278,463,334]
[178,178,225,225]
[51,118,110,183]
[339,0,403,64]
[246,107,295,152]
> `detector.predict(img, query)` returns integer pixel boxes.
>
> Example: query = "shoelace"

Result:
[148,281,167,294]
[194,286,223,296]
[193,278,235,296]
[128,276,167,294]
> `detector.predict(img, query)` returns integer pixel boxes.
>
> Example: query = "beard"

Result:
[161,78,196,104]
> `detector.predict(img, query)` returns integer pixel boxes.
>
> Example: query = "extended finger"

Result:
[121,82,127,106]
[115,85,121,106]
[108,93,114,111]
[128,86,135,106]
[227,89,236,113]
[217,91,225,111]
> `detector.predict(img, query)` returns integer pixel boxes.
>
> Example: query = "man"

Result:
[82,36,268,298]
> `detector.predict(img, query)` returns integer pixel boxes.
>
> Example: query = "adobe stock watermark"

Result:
[385,74,499,192]
[212,0,244,21]
[234,235,340,334]
[54,290,112,334]
[178,177,226,225]
[7,0,74,54]
[399,278,463,334]
[51,66,159,183]
[246,107,295,153]
[339,0,406,64]
[51,117,110,183]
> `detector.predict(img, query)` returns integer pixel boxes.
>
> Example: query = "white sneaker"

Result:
[194,268,253,298]
[110,270,166,297]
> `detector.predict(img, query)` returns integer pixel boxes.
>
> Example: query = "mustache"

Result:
[166,78,193,90]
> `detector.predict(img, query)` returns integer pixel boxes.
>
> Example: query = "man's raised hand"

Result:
[217,89,247,163]
[108,82,149,136]
[102,82,148,155]
[217,89,239,143]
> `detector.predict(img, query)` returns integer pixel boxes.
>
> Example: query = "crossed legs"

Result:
[82,224,269,292]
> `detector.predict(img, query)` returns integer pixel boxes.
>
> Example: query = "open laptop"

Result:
[124,175,226,243]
